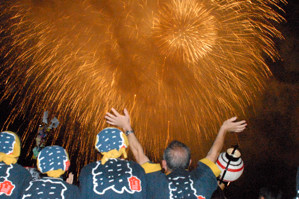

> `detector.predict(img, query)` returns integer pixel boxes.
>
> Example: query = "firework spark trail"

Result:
[0,0,286,173]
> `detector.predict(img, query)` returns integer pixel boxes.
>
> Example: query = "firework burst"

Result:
[0,0,286,172]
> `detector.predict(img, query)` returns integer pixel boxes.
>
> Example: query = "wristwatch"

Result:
[125,130,134,136]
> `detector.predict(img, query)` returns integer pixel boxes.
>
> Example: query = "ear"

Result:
[162,160,168,172]
[189,159,192,167]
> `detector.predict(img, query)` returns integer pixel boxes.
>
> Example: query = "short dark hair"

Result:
[163,140,191,170]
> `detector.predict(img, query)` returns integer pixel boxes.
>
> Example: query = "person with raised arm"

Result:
[105,108,247,199]
[78,120,147,198]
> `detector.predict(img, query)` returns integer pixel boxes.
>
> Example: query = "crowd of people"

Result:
[0,107,290,198]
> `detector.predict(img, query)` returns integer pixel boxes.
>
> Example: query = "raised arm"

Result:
[206,117,247,163]
[105,108,150,165]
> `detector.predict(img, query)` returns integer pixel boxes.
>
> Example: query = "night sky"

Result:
[226,0,299,198]
[0,0,298,198]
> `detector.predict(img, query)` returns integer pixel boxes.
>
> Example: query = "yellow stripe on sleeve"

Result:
[200,158,221,177]
[141,162,162,174]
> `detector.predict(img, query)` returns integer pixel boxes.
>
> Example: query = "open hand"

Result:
[105,108,131,131]
[221,117,247,133]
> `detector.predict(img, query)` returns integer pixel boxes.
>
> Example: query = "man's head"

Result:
[37,145,70,178]
[95,127,129,164]
[162,140,191,172]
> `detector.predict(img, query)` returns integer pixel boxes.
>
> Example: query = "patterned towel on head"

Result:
[95,127,129,164]
[0,131,20,165]
[37,146,70,178]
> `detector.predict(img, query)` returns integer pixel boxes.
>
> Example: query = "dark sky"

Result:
[225,0,299,198]
[0,0,298,198]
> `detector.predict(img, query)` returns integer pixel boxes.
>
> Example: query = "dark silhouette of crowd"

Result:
[1,108,294,198]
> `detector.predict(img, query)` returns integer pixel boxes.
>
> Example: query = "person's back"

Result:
[80,159,145,198]
[22,177,77,199]
[79,127,147,199]
[0,131,31,198]
[21,145,79,199]
[145,165,218,199]
[143,141,220,199]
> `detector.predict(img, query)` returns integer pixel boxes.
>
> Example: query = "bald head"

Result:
[163,140,191,171]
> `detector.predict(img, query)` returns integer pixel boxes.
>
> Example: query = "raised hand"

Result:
[220,117,247,133]
[206,117,247,163]
[105,108,132,131]
[105,108,149,164]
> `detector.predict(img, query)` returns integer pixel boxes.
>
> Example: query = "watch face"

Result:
[126,131,134,136]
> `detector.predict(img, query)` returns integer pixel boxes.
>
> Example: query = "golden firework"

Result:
[0,0,286,172]
[153,0,217,64]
